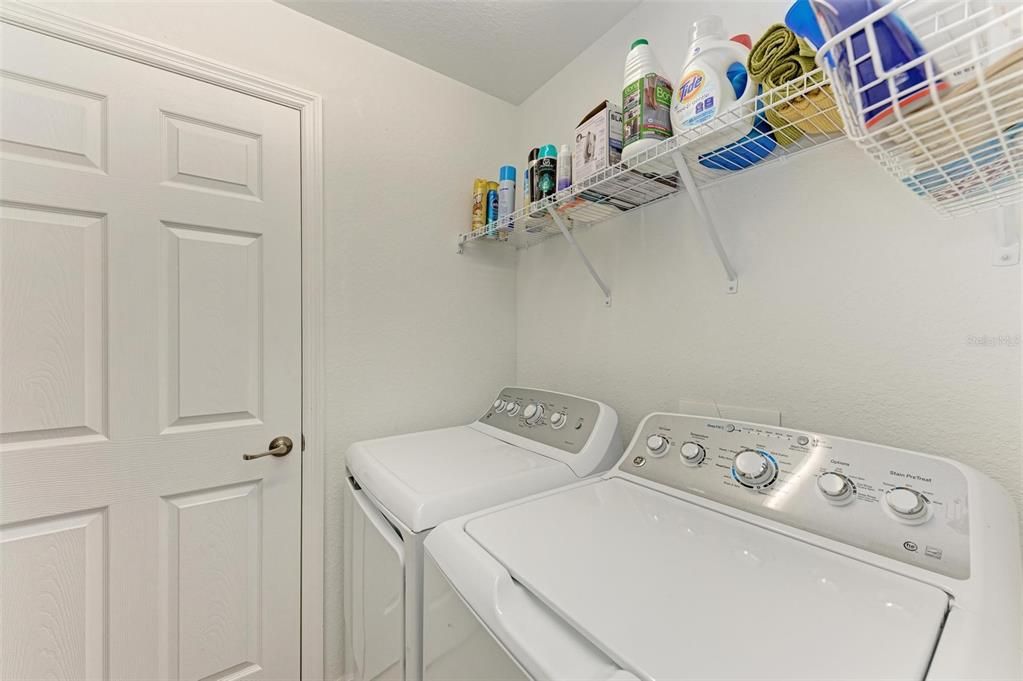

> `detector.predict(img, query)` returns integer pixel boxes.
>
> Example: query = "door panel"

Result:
[0,70,107,172]
[161,111,262,199]
[0,23,302,681]
[163,482,262,681]
[0,203,107,445]
[0,508,108,681]
[161,221,263,431]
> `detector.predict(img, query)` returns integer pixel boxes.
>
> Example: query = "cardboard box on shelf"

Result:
[573,101,623,183]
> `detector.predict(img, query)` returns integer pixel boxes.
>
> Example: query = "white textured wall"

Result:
[38,2,519,679]
[25,0,1023,675]
[517,0,1022,517]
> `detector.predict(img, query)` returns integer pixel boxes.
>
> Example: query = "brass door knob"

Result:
[243,436,293,460]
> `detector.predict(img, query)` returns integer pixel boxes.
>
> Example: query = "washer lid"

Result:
[463,478,950,681]
[347,426,573,532]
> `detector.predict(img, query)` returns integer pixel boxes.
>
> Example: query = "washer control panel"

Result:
[620,414,971,578]
[479,388,600,454]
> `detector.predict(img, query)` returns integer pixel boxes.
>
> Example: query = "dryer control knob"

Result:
[733,450,777,487]
[886,487,929,521]
[679,442,706,465]
[550,411,566,429]
[523,403,545,425]
[646,435,669,456]
[506,402,521,416]
[817,472,853,504]
[493,399,506,412]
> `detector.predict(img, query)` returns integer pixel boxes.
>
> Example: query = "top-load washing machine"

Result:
[342,386,622,681]
[423,412,1022,681]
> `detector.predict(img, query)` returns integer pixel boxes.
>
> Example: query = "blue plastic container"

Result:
[785,0,827,50]
[810,0,943,127]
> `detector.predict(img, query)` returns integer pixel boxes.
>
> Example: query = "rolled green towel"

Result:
[749,24,824,146]
[763,53,819,91]
[747,23,799,82]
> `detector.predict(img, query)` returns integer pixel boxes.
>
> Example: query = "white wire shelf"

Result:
[818,0,1023,217]
[459,67,846,252]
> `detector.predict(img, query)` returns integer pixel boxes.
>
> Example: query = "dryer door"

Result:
[345,477,405,681]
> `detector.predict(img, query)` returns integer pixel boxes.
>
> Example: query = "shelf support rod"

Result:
[670,151,739,293]
[548,207,612,307]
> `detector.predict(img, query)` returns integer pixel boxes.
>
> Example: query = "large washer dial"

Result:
[732,450,778,488]
[679,442,706,466]
[646,434,669,457]
[817,472,854,505]
[885,487,931,524]
[522,403,545,425]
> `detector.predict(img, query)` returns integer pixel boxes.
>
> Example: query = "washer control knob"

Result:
[817,472,853,504]
[550,411,566,429]
[506,402,520,416]
[886,487,929,521]
[523,403,545,425]
[733,450,777,487]
[645,434,669,456]
[493,399,506,412]
[679,442,706,465]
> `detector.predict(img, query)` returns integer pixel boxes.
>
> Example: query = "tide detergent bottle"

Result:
[670,16,776,170]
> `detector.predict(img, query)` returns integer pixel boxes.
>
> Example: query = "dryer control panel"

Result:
[619,414,971,578]
[479,387,600,454]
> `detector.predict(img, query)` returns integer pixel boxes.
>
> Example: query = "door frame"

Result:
[0,3,327,678]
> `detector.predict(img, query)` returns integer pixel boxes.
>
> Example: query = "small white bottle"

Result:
[557,144,572,192]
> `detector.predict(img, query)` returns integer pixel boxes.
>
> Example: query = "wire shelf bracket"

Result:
[670,151,739,294]
[994,204,1020,267]
[548,207,612,306]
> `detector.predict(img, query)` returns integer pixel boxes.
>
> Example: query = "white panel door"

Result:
[0,23,302,681]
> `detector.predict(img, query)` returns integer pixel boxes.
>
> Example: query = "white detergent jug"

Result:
[671,16,758,155]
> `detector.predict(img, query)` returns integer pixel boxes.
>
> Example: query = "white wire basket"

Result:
[817,0,1023,216]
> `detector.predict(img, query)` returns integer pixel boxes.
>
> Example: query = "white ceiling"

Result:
[278,0,641,104]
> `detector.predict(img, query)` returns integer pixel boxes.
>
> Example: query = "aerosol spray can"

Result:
[497,165,516,239]
[471,178,487,233]
[485,181,499,238]
[535,145,558,201]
